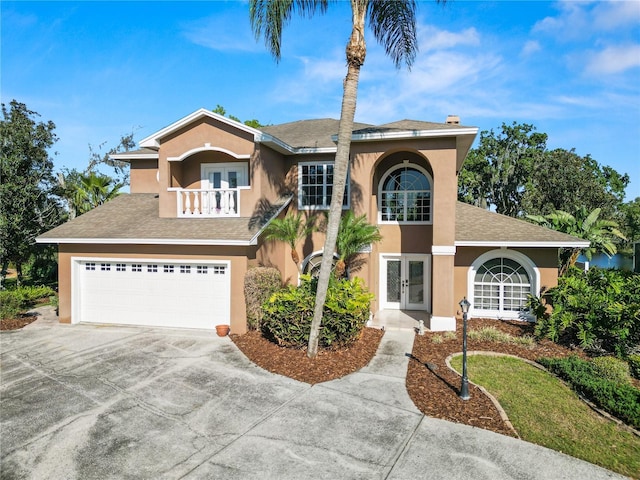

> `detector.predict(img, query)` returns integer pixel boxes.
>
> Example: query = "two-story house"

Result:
[37,109,588,334]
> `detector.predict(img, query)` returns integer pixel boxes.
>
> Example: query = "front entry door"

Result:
[381,254,430,310]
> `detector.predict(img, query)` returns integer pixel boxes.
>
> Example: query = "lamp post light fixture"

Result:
[459,297,471,400]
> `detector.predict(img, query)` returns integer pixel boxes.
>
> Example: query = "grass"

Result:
[450,355,640,478]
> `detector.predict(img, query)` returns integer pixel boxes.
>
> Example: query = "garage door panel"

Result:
[77,260,230,329]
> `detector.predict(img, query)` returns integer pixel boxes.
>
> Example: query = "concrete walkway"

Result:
[0,307,623,479]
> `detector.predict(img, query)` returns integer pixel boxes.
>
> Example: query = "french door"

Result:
[381,254,430,311]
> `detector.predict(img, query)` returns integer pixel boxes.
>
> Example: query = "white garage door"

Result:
[75,259,230,329]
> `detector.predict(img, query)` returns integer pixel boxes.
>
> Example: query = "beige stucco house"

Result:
[37,109,588,334]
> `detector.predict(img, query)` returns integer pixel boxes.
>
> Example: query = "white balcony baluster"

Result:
[175,188,240,217]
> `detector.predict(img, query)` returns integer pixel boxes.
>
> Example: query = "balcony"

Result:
[176,188,240,217]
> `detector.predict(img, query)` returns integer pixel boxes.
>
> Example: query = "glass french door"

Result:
[381,254,430,310]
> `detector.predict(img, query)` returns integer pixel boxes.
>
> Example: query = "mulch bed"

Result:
[231,327,384,384]
[0,313,37,331]
[407,317,584,436]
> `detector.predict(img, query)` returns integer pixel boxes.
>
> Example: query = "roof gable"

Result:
[139,109,261,149]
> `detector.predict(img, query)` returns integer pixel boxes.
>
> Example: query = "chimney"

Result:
[446,115,460,125]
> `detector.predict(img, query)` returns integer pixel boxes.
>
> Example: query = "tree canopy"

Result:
[0,100,64,283]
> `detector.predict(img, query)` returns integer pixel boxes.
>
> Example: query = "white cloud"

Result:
[418,25,480,52]
[584,44,640,75]
[181,15,259,52]
[533,0,640,39]
[521,40,541,57]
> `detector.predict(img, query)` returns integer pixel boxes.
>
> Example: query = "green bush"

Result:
[531,268,640,357]
[262,275,373,349]
[539,356,640,428]
[0,291,23,320]
[0,285,56,320]
[628,355,640,380]
[590,356,631,385]
[244,267,282,330]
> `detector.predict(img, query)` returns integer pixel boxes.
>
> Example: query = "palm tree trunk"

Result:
[308,2,366,358]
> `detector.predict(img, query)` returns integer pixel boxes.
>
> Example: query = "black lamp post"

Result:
[459,297,471,400]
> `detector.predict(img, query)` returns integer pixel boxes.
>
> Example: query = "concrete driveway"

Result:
[1,307,622,479]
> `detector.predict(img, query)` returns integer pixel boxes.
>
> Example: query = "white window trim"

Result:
[201,162,249,189]
[377,163,433,225]
[297,161,350,210]
[466,249,540,321]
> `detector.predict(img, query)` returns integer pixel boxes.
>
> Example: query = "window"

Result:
[180,265,191,274]
[212,266,226,275]
[379,165,432,223]
[85,262,96,271]
[197,266,208,274]
[471,254,534,316]
[302,252,338,278]
[101,263,111,271]
[116,263,126,272]
[147,264,158,273]
[299,162,348,209]
[163,265,175,273]
[131,264,142,272]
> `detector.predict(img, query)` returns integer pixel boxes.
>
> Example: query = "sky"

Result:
[2,0,639,200]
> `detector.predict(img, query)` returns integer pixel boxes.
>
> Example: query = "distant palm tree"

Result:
[263,211,315,274]
[250,0,420,358]
[335,212,382,279]
[74,172,123,216]
[527,207,626,275]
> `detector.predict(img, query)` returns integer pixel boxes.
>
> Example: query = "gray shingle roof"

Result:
[455,202,588,245]
[260,119,373,149]
[37,194,291,245]
[38,195,586,247]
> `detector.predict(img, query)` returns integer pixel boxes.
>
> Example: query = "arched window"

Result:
[302,251,338,277]
[468,250,539,319]
[378,164,432,223]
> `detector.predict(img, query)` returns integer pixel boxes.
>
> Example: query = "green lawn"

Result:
[450,355,640,478]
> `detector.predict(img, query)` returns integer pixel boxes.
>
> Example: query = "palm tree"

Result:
[527,207,626,275]
[74,172,123,216]
[335,211,382,279]
[263,211,315,274]
[250,0,420,358]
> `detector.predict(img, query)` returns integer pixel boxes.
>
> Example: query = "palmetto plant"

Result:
[527,207,626,276]
[263,211,316,274]
[250,0,421,358]
[335,211,382,279]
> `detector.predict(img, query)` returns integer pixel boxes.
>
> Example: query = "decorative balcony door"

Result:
[381,254,430,311]
[204,165,245,190]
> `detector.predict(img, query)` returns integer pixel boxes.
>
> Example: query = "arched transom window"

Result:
[474,258,531,313]
[379,165,432,223]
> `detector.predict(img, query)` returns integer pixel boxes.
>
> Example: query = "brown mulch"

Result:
[0,313,37,331]
[232,318,586,437]
[231,327,384,384]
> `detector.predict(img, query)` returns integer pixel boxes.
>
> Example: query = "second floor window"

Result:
[299,162,349,209]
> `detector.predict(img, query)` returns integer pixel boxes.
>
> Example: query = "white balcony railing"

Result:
[176,188,239,217]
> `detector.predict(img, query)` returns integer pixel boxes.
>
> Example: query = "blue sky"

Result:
[2,1,639,200]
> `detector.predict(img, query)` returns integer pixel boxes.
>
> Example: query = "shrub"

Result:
[628,355,640,380]
[531,268,640,357]
[0,291,23,320]
[262,275,373,348]
[244,267,282,330]
[539,356,640,428]
[591,356,631,385]
[0,285,55,320]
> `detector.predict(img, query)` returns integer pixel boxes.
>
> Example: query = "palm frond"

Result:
[368,0,418,69]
